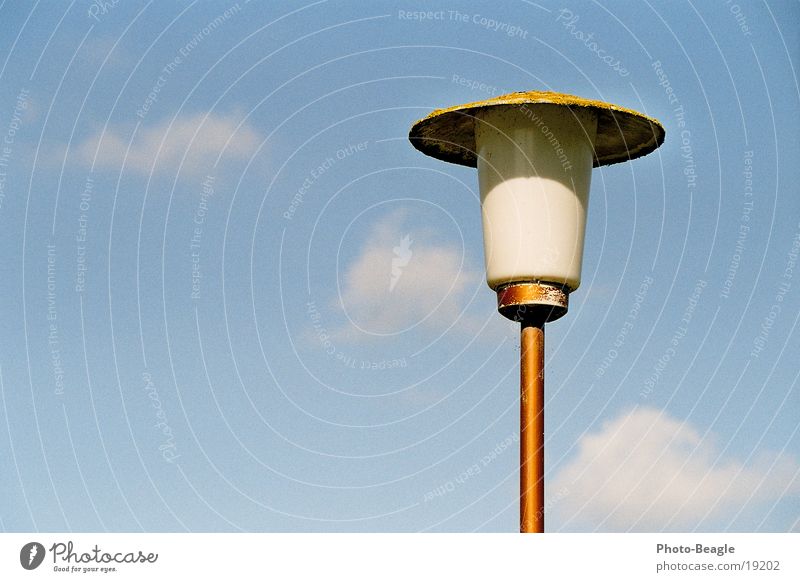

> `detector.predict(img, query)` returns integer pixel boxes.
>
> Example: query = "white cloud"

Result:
[76,112,261,175]
[332,211,483,340]
[552,407,800,531]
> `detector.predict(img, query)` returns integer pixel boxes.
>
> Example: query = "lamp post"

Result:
[409,91,664,533]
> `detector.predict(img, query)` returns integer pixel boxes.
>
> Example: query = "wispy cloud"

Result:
[76,111,261,175]
[553,407,800,531]
[332,210,483,340]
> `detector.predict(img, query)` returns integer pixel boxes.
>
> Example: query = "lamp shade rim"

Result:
[408,90,665,168]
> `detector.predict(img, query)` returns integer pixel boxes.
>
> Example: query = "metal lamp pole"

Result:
[409,91,664,532]
[520,315,545,532]
[499,282,569,532]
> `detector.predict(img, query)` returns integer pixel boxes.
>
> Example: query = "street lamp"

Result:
[408,91,664,533]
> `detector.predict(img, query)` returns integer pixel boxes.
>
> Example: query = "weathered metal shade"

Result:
[408,90,665,168]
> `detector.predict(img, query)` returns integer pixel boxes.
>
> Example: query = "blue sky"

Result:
[0,0,798,532]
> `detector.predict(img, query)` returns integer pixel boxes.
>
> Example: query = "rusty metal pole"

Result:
[520,316,545,533]
[497,283,565,533]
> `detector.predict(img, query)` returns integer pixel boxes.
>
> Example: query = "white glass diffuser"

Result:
[475,104,598,292]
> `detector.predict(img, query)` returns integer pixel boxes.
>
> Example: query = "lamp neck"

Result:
[496,281,569,323]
